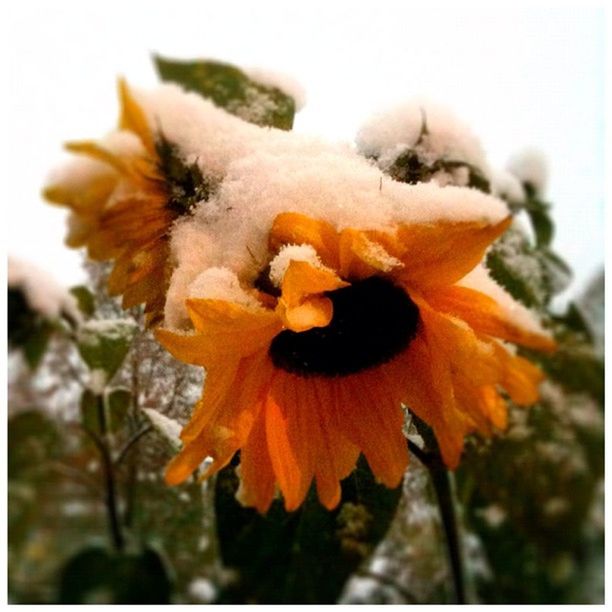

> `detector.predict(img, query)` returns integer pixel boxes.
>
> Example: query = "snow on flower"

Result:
[45,75,558,514]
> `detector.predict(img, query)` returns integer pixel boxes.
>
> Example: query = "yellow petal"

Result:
[65,140,130,175]
[117,78,155,154]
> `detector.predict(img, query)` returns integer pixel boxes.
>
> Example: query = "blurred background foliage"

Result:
[7,58,604,604]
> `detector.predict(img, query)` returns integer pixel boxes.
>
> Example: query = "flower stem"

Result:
[427,454,466,604]
[95,394,125,552]
[408,429,466,604]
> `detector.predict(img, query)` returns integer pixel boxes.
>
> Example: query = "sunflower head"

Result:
[43,79,215,325]
[155,210,556,513]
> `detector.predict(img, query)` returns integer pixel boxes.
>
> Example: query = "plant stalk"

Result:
[96,394,125,552]
[408,437,466,604]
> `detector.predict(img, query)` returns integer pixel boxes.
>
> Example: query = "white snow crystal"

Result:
[491,169,526,204]
[268,244,325,287]
[188,578,217,603]
[188,267,263,308]
[8,256,79,320]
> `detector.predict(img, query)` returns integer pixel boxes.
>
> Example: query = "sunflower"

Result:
[155,211,556,513]
[44,80,211,324]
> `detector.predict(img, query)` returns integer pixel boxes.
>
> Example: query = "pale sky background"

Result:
[4,0,605,301]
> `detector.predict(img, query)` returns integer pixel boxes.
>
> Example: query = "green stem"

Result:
[95,395,125,552]
[428,455,466,604]
[408,435,466,604]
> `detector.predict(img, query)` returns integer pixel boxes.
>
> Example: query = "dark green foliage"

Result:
[58,546,171,604]
[156,133,216,216]
[214,455,402,603]
[154,55,296,130]
[8,411,61,480]
[8,287,55,368]
[80,388,132,434]
[387,151,490,193]
[69,286,96,317]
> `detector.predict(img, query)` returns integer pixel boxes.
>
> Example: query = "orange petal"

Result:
[117,78,155,154]
[185,299,283,356]
[270,212,340,269]
[396,217,512,289]
[424,284,557,352]
[155,327,224,366]
[165,438,211,485]
[265,374,318,511]
[280,296,334,332]
[310,379,360,509]
[494,344,544,406]
[238,410,277,514]
[281,260,349,307]
[401,328,467,469]
[333,371,408,488]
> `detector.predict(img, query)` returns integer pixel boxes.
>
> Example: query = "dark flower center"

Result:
[269,276,420,377]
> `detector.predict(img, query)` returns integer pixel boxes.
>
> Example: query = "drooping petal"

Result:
[309,379,360,509]
[265,373,319,511]
[401,316,468,469]
[395,217,512,289]
[237,409,277,513]
[493,344,544,406]
[333,369,408,488]
[423,284,556,352]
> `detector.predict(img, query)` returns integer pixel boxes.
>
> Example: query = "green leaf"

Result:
[214,455,402,603]
[526,205,554,248]
[154,55,296,130]
[69,285,95,316]
[8,411,61,480]
[485,227,571,310]
[77,319,137,380]
[58,546,172,604]
[106,388,132,432]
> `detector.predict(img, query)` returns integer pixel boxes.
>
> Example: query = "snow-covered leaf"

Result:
[142,408,182,451]
[77,319,137,380]
[154,55,296,130]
